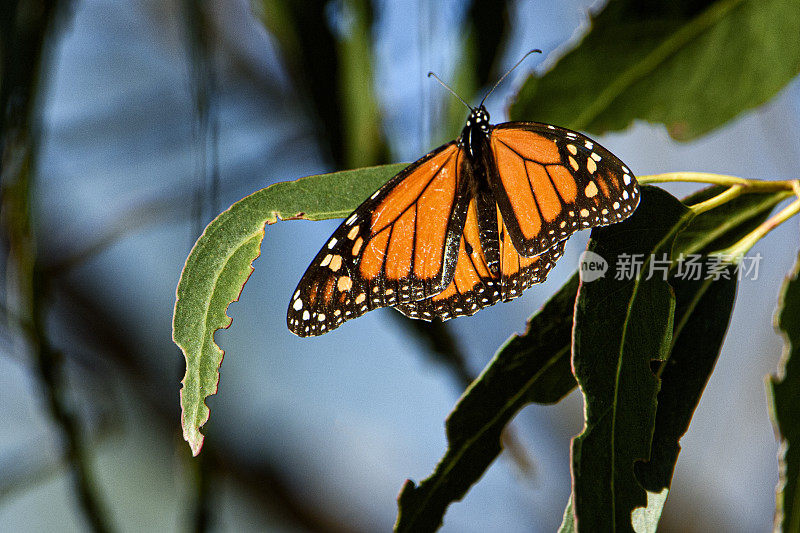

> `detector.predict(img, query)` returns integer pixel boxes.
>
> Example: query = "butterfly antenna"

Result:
[479,49,542,107]
[427,71,473,111]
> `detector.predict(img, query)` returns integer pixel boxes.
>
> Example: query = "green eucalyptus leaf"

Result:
[561,271,738,532]
[510,0,800,141]
[395,274,578,533]
[172,163,403,455]
[570,186,688,531]
[768,252,800,532]
[394,184,784,531]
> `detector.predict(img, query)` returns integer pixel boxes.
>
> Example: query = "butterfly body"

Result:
[288,106,639,337]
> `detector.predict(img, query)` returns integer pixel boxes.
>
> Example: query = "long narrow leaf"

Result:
[510,0,800,141]
[560,269,738,532]
[768,252,800,531]
[173,163,403,455]
[570,187,688,531]
[635,269,738,518]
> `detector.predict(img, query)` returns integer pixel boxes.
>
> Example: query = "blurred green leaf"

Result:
[467,0,510,87]
[395,275,579,532]
[569,187,687,531]
[440,44,478,147]
[510,0,800,141]
[173,163,403,455]
[768,252,800,532]
[337,0,388,168]
[254,0,346,164]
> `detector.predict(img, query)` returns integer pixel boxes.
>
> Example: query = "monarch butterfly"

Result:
[288,51,639,337]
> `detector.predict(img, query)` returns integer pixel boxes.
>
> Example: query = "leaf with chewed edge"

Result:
[173,163,405,455]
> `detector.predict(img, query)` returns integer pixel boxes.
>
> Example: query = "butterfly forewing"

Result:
[287,142,468,336]
[488,123,640,257]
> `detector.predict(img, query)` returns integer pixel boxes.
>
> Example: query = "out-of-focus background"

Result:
[1,0,799,531]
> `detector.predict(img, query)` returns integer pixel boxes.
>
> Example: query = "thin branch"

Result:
[1,0,113,530]
[689,185,744,215]
[713,197,800,261]
[638,172,798,192]
[31,278,113,533]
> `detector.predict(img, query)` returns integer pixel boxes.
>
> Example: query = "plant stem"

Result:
[688,185,744,215]
[713,198,800,262]
[638,172,798,192]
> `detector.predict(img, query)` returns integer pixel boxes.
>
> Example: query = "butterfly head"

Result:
[461,105,491,159]
[464,106,490,132]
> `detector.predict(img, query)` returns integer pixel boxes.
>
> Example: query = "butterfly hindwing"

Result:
[287,142,469,336]
[488,122,640,257]
[395,197,565,321]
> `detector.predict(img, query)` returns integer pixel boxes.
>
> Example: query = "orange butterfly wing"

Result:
[488,123,639,257]
[287,143,468,336]
[396,197,565,321]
